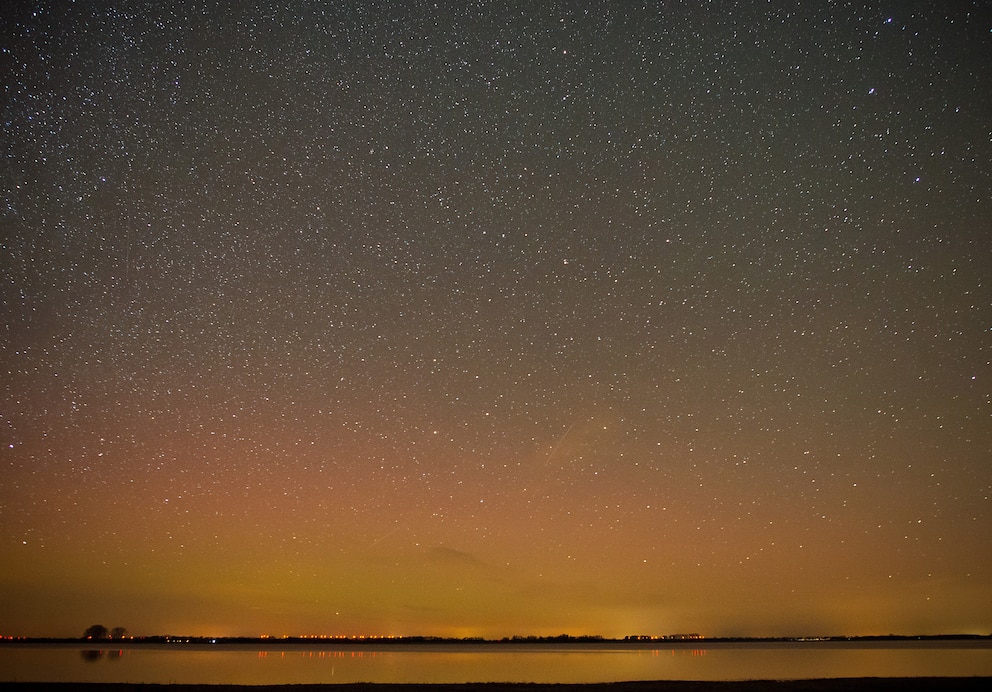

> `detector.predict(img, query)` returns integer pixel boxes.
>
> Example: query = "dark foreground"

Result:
[2,681,990,691]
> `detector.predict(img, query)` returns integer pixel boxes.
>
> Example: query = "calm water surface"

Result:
[1,641,991,684]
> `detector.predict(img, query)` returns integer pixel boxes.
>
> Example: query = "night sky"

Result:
[2,1,991,640]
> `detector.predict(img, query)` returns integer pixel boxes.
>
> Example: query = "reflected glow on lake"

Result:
[2,641,991,684]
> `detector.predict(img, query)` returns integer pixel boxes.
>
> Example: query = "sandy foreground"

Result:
[2,680,991,691]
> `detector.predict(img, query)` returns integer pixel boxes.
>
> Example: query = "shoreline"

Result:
[2,680,992,691]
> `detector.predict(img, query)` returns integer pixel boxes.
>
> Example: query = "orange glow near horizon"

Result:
[2,1,990,642]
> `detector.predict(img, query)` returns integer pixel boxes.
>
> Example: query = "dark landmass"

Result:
[3,633,990,646]
[1,679,991,692]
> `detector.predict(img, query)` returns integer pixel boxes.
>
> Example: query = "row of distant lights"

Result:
[261,634,397,640]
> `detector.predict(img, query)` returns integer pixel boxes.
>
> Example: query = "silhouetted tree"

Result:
[83,624,109,639]
[110,626,128,639]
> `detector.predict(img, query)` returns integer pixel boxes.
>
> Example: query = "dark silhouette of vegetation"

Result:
[83,624,108,640]
[0,631,980,647]
[503,634,605,642]
[81,624,127,640]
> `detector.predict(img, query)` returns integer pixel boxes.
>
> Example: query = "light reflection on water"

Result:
[1,641,990,684]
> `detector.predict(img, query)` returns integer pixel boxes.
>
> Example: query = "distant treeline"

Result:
[2,633,990,645]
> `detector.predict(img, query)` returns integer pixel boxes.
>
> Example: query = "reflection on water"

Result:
[2,641,991,685]
[79,649,125,663]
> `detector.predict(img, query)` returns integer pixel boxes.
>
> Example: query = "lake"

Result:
[1,640,991,684]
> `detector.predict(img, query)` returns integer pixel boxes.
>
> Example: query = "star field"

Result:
[2,1,991,639]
